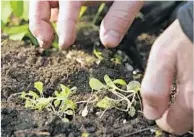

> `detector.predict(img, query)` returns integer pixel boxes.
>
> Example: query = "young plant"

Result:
[20,81,77,122]
[87,75,142,118]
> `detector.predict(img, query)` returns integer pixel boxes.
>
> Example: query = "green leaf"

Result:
[127,81,141,92]
[79,6,87,18]
[20,91,26,99]
[25,100,34,108]
[65,100,76,110]
[62,118,69,123]
[26,30,39,46]
[10,1,23,17]
[96,96,114,109]
[55,84,72,99]
[34,81,43,95]
[54,90,60,97]
[1,1,12,24]
[81,132,89,137]
[28,91,40,99]
[3,24,28,35]
[22,1,29,20]
[104,75,116,89]
[65,110,74,115]
[128,106,136,117]
[93,48,103,60]
[113,79,127,86]
[54,100,60,107]
[1,20,5,30]
[9,32,26,41]
[89,78,105,90]
[36,97,52,110]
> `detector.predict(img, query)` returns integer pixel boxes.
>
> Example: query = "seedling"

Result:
[82,75,142,118]
[20,81,77,122]
[93,48,104,61]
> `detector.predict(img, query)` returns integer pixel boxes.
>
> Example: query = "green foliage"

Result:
[20,82,77,121]
[1,1,12,24]
[34,81,43,95]
[79,6,88,18]
[10,1,23,17]
[92,3,105,24]
[113,79,127,86]
[88,75,142,117]
[81,132,89,137]
[96,96,114,109]
[127,81,141,93]
[93,48,104,60]
[89,78,105,90]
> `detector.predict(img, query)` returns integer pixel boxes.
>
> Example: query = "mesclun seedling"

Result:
[93,48,104,61]
[20,81,77,122]
[86,75,142,118]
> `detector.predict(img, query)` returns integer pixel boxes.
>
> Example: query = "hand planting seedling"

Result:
[82,75,142,118]
[20,82,77,122]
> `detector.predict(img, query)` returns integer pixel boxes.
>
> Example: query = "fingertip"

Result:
[58,30,76,50]
[29,20,54,49]
[100,30,122,48]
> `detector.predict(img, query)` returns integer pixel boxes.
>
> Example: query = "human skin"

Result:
[29,1,193,135]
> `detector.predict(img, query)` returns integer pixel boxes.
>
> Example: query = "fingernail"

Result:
[103,30,122,47]
[37,38,44,48]
[143,105,161,120]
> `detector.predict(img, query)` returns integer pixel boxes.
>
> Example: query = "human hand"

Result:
[29,1,143,49]
[141,19,193,135]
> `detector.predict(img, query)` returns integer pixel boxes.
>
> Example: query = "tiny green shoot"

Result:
[20,81,77,122]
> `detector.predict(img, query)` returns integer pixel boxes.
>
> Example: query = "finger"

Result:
[140,25,177,120]
[29,1,55,49]
[50,8,59,22]
[156,23,194,135]
[100,1,143,48]
[57,1,82,49]
[156,83,193,135]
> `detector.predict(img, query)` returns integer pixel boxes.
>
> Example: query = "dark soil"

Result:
[1,25,192,137]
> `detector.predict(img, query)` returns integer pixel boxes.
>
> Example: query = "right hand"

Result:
[29,1,143,49]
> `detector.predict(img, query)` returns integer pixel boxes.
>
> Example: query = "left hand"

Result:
[141,19,193,135]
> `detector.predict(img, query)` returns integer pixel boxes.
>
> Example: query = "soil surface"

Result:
[1,25,192,137]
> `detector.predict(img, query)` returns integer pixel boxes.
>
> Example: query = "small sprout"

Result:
[20,82,76,123]
[127,81,141,92]
[111,54,122,64]
[154,129,163,137]
[34,81,43,95]
[113,79,127,86]
[128,106,136,117]
[81,132,89,137]
[82,106,88,117]
[96,96,114,109]
[89,78,105,90]
[93,48,103,60]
